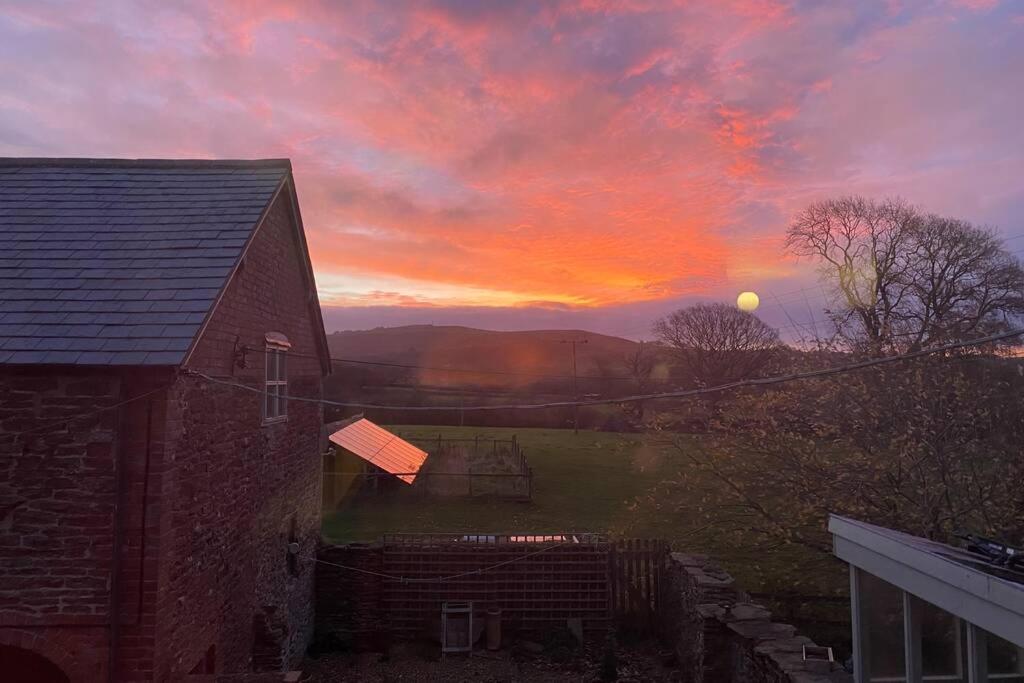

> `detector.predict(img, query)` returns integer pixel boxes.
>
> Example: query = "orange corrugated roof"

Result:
[328,418,427,484]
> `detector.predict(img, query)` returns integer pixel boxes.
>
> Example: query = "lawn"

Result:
[321,424,846,596]
[322,425,683,540]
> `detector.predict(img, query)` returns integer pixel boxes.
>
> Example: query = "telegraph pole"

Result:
[559,338,588,435]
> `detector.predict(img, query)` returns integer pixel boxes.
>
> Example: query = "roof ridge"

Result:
[0,157,292,170]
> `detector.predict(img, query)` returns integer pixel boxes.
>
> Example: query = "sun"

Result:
[737,291,760,312]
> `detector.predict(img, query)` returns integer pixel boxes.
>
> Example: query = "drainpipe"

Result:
[108,387,127,682]
[109,383,156,682]
[133,397,154,629]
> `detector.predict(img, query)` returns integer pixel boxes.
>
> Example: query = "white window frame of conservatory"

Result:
[966,623,987,683]
[850,567,1024,683]
[830,515,1024,648]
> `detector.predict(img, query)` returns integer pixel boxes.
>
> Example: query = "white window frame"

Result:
[849,566,1024,683]
[264,334,290,424]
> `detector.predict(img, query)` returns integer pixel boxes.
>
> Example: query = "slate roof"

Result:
[0,158,289,366]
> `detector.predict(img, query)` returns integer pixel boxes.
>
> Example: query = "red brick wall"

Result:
[0,183,326,682]
[153,187,325,680]
[0,368,172,682]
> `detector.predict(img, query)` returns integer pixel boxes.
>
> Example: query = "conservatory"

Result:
[830,515,1024,682]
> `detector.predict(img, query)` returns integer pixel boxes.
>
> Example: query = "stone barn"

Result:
[0,158,330,681]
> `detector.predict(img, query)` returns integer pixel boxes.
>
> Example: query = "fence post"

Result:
[609,541,617,619]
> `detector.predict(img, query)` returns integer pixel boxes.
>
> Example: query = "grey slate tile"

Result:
[32,338,73,351]
[132,338,172,351]
[100,338,141,351]
[6,350,49,363]
[107,351,150,365]
[76,351,116,364]
[161,324,201,337]
[165,337,194,351]
[148,301,184,312]
[1,336,38,350]
[41,351,83,364]
[142,351,185,364]
[0,158,285,366]
[118,302,154,314]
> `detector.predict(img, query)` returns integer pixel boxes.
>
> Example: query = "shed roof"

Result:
[0,158,291,366]
[830,514,1024,646]
[328,418,428,484]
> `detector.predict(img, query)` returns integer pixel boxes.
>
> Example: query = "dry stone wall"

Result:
[658,553,852,683]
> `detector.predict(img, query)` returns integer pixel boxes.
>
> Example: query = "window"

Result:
[264,336,289,422]
[851,566,1024,682]
[919,600,965,680]
[858,571,906,681]
[986,628,1024,682]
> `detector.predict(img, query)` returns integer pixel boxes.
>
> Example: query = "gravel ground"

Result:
[303,638,680,682]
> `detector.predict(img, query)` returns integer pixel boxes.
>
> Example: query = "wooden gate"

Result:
[609,539,669,633]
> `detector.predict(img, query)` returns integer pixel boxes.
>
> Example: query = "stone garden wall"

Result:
[658,553,852,683]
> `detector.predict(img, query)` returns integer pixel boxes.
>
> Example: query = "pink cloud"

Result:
[0,0,1021,324]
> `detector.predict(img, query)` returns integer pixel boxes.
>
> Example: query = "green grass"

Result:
[321,425,845,595]
[322,425,685,539]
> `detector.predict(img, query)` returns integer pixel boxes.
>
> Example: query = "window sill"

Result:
[262,416,288,427]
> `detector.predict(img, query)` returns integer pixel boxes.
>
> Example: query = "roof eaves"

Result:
[279,174,331,376]
[829,514,1024,646]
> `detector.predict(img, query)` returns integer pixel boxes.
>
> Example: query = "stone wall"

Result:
[658,553,851,683]
[154,188,325,680]
[0,367,173,682]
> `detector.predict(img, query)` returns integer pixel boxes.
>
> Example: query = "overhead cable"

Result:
[188,327,1024,412]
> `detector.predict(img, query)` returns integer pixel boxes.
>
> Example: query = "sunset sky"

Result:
[2,1,1023,338]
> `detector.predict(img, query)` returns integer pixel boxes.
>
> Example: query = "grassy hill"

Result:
[326,325,643,388]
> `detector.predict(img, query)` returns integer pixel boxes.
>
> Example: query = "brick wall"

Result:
[658,553,852,683]
[0,367,173,681]
[153,188,324,680]
[0,182,326,681]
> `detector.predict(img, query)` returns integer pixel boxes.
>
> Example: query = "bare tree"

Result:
[904,216,1024,349]
[787,196,1024,356]
[622,340,658,421]
[653,303,781,388]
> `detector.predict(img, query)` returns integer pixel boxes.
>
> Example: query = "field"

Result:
[321,425,847,597]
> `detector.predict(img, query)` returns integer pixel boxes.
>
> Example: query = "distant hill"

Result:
[326,325,643,388]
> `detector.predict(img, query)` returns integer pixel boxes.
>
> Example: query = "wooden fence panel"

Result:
[609,538,669,633]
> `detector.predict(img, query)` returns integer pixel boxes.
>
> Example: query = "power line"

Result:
[5,383,172,439]
[187,327,1024,412]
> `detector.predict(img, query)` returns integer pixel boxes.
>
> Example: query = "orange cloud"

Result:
[2,0,1022,324]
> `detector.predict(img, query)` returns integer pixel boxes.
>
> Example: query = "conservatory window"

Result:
[851,566,1024,683]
